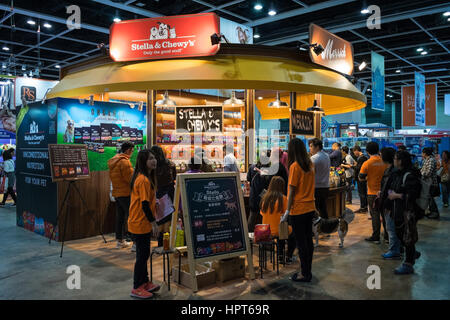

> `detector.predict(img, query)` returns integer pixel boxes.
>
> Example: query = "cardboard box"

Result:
[172,263,216,290]
[212,257,246,282]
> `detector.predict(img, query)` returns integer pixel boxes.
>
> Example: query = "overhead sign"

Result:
[415,72,425,126]
[176,106,222,133]
[402,83,436,127]
[371,51,385,111]
[220,17,253,44]
[48,144,90,182]
[290,109,315,136]
[109,13,220,62]
[309,24,354,75]
[14,77,58,107]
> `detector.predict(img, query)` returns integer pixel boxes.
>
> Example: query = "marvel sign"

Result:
[109,13,220,62]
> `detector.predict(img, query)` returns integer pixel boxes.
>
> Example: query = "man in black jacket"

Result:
[353,146,368,213]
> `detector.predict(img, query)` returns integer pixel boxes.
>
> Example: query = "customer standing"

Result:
[378,147,402,258]
[128,149,161,299]
[421,147,440,219]
[341,146,356,204]
[329,142,342,169]
[388,150,422,274]
[353,146,368,213]
[359,142,388,243]
[438,151,449,208]
[281,138,316,283]
[223,144,239,172]
[150,145,177,246]
[108,142,134,249]
[0,149,16,206]
[309,138,330,219]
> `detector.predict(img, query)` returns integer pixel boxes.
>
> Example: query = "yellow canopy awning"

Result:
[48,54,366,116]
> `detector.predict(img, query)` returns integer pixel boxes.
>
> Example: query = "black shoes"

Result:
[290,272,312,282]
[427,212,440,219]
[355,208,368,213]
[365,237,380,244]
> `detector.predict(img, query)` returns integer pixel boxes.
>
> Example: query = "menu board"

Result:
[48,144,90,182]
[176,106,222,133]
[183,175,246,259]
[291,109,314,136]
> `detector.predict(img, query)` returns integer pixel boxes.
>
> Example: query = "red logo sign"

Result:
[109,13,220,62]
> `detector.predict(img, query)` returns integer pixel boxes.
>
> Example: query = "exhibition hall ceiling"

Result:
[0,0,449,101]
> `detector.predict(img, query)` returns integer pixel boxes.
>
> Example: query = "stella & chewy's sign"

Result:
[309,24,354,75]
[109,13,220,62]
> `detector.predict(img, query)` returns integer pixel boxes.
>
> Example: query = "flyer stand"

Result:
[47,144,106,257]
[169,172,255,292]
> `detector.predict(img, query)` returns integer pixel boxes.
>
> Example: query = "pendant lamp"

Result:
[306,99,325,114]
[155,91,176,106]
[268,92,288,108]
[223,90,244,107]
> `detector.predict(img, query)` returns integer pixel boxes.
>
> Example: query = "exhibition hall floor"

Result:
[1,194,449,300]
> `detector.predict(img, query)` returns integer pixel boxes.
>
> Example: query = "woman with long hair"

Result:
[128,149,160,299]
[281,138,316,282]
[260,176,296,263]
[438,150,449,208]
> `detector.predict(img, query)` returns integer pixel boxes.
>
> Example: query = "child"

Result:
[128,149,161,299]
[260,176,295,263]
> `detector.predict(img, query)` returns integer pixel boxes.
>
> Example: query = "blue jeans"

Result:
[384,211,401,255]
[441,181,449,205]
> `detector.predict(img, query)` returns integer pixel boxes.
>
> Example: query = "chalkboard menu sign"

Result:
[291,109,315,136]
[176,106,222,133]
[48,144,90,182]
[183,175,246,259]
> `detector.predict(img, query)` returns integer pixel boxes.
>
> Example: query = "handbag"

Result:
[155,194,175,225]
[442,173,449,183]
[0,175,6,194]
[254,224,271,243]
[430,183,441,198]
[278,221,289,240]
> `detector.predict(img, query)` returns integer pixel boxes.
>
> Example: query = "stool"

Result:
[150,247,181,291]
[257,238,278,279]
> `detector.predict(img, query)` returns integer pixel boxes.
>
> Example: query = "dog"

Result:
[312,208,354,248]
[63,120,74,143]
[150,26,159,40]
[158,22,169,39]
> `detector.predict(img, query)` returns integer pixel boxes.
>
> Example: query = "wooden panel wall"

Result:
[57,171,115,241]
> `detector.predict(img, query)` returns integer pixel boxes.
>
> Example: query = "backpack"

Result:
[402,172,428,212]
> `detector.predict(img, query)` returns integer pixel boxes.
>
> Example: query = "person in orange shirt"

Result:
[281,138,316,282]
[128,149,161,299]
[260,176,296,264]
[359,142,388,243]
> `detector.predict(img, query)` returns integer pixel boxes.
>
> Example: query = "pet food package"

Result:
[74,127,83,144]
[121,126,131,142]
[100,123,112,146]
[82,127,91,143]
[254,224,271,243]
[129,128,137,143]
[110,124,122,145]
[137,130,144,145]
[90,125,101,142]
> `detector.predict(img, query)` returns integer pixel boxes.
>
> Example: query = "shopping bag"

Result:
[0,176,6,194]
[155,194,175,225]
[254,224,271,243]
[279,221,289,240]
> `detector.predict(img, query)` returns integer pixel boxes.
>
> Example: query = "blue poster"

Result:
[371,51,385,111]
[415,72,425,126]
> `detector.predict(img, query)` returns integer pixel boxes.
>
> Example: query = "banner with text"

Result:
[415,72,426,126]
[371,51,385,112]
[402,83,436,127]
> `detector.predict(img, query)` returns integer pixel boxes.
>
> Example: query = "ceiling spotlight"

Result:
[2,46,9,51]
[421,51,428,55]
[43,23,52,28]
[257,96,263,100]
[27,19,36,25]
[447,17,450,22]
[396,69,401,73]
[416,48,423,52]
[2,63,6,69]
[155,91,177,107]
[358,61,367,71]
[367,88,372,92]
[361,8,370,14]
[254,4,263,10]
[268,10,277,16]
[268,92,288,108]
[22,64,26,71]
[55,65,61,69]
[254,34,260,39]
[444,12,450,17]
[300,43,324,56]
[138,101,144,112]
[113,17,121,23]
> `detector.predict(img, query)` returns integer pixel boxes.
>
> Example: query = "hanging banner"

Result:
[402,83,436,127]
[415,72,425,126]
[309,24,354,75]
[371,51,385,112]
[109,13,220,62]
[445,94,450,116]
[220,17,253,44]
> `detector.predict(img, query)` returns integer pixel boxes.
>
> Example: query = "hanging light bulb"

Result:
[155,91,176,107]
[268,92,288,108]
[223,90,244,107]
[307,99,325,114]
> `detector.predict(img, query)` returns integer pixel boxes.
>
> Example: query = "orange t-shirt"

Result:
[359,155,387,195]
[260,195,292,237]
[288,162,316,215]
[128,174,156,234]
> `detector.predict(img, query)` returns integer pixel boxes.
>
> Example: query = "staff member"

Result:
[353,146,368,213]
[281,138,316,283]
[128,149,160,299]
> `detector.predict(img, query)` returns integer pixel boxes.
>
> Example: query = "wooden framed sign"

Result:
[170,172,254,292]
[176,106,222,133]
[290,109,315,136]
[48,144,90,182]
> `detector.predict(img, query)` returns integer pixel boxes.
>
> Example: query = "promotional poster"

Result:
[402,83,436,127]
[220,17,253,44]
[371,51,385,112]
[57,98,147,171]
